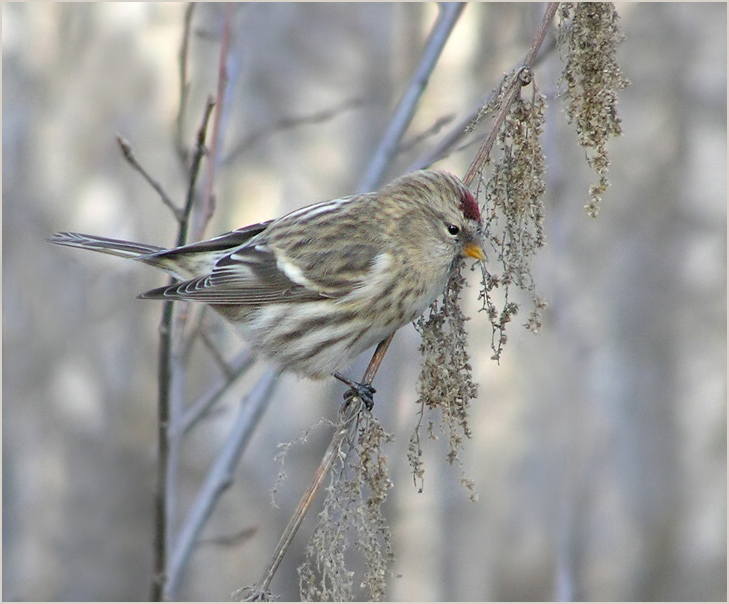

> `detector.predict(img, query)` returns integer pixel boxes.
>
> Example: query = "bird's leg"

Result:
[333,372,376,410]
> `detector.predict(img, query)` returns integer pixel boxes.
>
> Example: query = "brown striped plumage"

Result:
[49,170,484,379]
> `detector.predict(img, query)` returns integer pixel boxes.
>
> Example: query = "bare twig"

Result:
[397,114,456,155]
[358,2,466,192]
[197,325,238,379]
[199,526,258,548]
[361,334,396,386]
[117,135,184,222]
[159,38,234,595]
[178,96,215,247]
[167,370,280,598]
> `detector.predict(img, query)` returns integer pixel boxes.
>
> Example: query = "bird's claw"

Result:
[334,372,376,411]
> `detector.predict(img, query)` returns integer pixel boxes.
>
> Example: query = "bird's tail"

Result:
[48,232,167,260]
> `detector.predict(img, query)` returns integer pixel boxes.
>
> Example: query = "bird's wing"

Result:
[140,231,381,304]
[139,241,326,304]
[141,196,386,304]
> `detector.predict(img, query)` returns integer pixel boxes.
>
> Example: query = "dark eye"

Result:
[447,224,460,236]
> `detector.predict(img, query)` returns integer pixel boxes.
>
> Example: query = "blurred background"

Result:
[3,3,726,601]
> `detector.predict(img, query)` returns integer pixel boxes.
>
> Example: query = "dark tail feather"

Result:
[48,232,167,259]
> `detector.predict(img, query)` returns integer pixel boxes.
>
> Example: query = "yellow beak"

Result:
[463,242,486,261]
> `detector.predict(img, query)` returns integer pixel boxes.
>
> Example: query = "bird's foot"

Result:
[333,372,376,411]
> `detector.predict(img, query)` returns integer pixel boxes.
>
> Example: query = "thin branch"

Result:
[397,114,456,155]
[117,135,184,222]
[197,325,238,379]
[361,334,396,386]
[178,96,215,247]
[198,526,258,548]
[358,2,466,192]
[167,369,280,599]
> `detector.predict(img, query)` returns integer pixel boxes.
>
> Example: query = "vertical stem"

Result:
[150,99,215,602]
[150,299,173,601]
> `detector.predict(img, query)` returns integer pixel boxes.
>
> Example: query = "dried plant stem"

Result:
[256,405,359,598]
[463,2,559,187]
[244,337,393,600]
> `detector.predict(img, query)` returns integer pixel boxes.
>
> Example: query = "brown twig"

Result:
[407,34,556,173]
[178,96,215,246]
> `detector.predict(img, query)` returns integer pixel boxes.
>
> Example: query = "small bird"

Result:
[49,169,485,396]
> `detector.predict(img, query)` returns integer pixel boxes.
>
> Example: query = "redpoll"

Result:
[49,169,484,385]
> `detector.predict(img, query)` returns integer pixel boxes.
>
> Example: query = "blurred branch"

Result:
[397,113,456,155]
[175,2,196,162]
[358,2,466,192]
[199,526,258,548]
[197,323,240,379]
[181,348,256,435]
[167,370,280,599]
[223,97,363,165]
